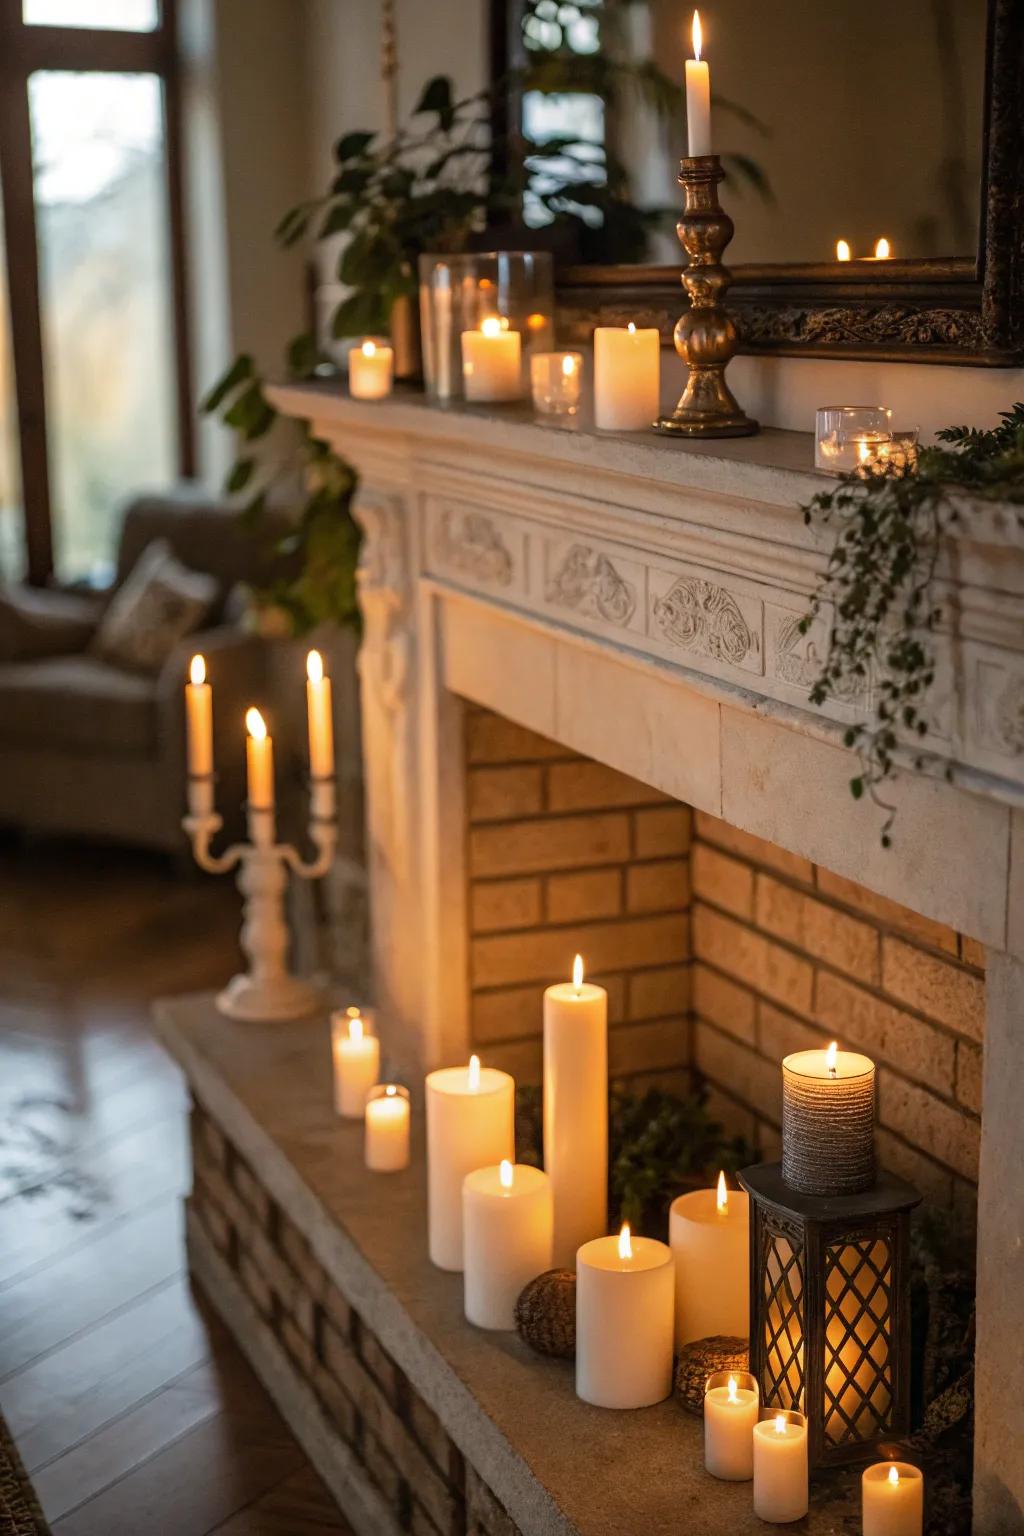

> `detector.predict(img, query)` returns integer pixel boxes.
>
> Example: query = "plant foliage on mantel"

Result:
[801,405,1024,845]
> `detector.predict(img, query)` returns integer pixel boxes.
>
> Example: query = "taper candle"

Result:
[685,10,712,157]
[185,654,213,816]
[462,1160,553,1330]
[862,1462,923,1536]
[425,1055,515,1271]
[365,1084,410,1172]
[331,1006,380,1119]
[576,1224,675,1409]
[669,1171,748,1346]
[593,324,660,431]
[782,1040,876,1195]
[704,1370,759,1480]
[544,955,607,1268]
[753,1410,808,1523]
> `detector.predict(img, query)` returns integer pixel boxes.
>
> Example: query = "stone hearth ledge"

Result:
[157,992,851,1536]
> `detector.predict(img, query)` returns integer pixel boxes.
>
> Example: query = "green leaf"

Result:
[334,130,375,164]
[226,458,256,494]
[286,332,321,379]
[201,354,254,414]
[330,288,388,339]
[413,74,455,131]
[850,777,864,800]
[224,381,277,441]
[319,200,356,239]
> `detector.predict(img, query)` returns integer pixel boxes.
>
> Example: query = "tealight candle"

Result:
[704,1370,759,1480]
[425,1055,515,1271]
[593,323,660,431]
[462,1160,553,1330]
[544,955,607,1268]
[185,654,213,816]
[348,338,393,400]
[331,1006,380,1119]
[862,1462,923,1536]
[576,1224,674,1409]
[669,1171,748,1346]
[364,1084,410,1172]
[461,317,522,402]
[782,1040,876,1195]
[753,1409,808,1523]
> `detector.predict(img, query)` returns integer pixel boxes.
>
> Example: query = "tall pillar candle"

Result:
[669,1171,748,1346]
[462,1160,553,1330]
[543,956,607,1268]
[685,10,712,157]
[593,324,660,431]
[185,654,213,816]
[782,1041,876,1195]
[862,1463,923,1536]
[331,1006,380,1119]
[576,1225,674,1409]
[704,1371,759,1480]
[426,1055,515,1271]
[753,1410,808,1523]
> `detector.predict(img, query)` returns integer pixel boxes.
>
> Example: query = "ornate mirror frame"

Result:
[497,0,1023,366]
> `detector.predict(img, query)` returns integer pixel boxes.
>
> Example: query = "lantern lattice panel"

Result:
[762,1226,805,1409]
[823,1236,894,1448]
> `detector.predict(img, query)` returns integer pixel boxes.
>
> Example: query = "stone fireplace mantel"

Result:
[265,382,1024,1531]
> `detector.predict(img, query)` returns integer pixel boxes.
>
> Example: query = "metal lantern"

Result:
[738,1162,921,1468]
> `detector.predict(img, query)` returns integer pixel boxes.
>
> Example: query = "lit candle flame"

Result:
[774,1413,787,1435]
[826,1040,838,1076]
[888,1466,900,1487]
[307,649,324,684]
[618,1223,633,1261]
[692,8,702,61]
[468,1053,481,1091]
[572,954,584,994]
[727,1375,738,1404]
[245,707,267,740]
[627,321,637,335]
[561,354,576,377]
[835,238,851,262]
[875,237,891,260]
[361,339,377,358]
[481,317,502,339]
[500,1159,514,1189]
[190,654,206,686]
[349,1012,364,1043]
[385,1084,397,1097]
[716,1169,728,1213]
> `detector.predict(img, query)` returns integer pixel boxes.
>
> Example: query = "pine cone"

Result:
[514,1269,576,1359]
[675,1336,749,1414]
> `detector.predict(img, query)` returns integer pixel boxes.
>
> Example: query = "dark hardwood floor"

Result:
[0,836,353,1534]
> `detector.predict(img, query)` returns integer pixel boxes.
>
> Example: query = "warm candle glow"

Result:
[385,1084,397,1097]
[245,707,266,740]
[618,1222,633,1260]
[716,1169,728,1213]
[572,953,584,994]
[561,354,576,377]
[468,1053,481,1092]
[836,238,851,262]
[190,653,205,686]
[691,7,702,59]
[500,1158,514,1189]
[774,1413,787,1435]
[307,648,323,684]
[481,317,502,339]
[875,237,891,259]
[888,1465,900,1487]
[727,1375,738,1404]
[826,1039,838,1076]
[361,339,377,358]
[349,1013,364,1043]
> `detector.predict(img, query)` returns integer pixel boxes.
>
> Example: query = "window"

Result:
[23,1,159,33]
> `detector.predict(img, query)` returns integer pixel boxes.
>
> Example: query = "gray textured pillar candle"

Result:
[781,1044,875,1196]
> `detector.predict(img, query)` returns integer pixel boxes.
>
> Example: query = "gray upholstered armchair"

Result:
[0,485,294,854]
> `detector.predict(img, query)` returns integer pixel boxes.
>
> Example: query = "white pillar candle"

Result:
[185,653,213,816]
[593,323,660,431]
[543,955,607,1268]
[425,1055,515,1271]
[331,1006,380,1119]
[782,1040,876,1195]
[462,1160,553,1330]
[461,317,522,402]
[704,1371,759,1480]
[685,10,712,157]
[348,338,393,400]
[669,1171,749,1346]
[576,1224,674,1409]
[862,1463,924,1536]
[365,1084,410,1172]
[753,1411,809,1523]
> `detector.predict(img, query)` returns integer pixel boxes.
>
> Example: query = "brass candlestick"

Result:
[655,155,758,439]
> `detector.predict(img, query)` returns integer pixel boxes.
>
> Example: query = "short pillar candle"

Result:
[544,956,607,1268]
[704,1371,759,1480]
[782,1040,875,1195]
[669,1171,748,1346]
[425,1055,515,1271]
[753,1409,809,1523]
[862,1462,924,1536]
[348,338,393,400]
[461,318,522,402]
[364,1084,410,1172]
[593,323,660,431]
[462,1160,553,1330]
[575,1224,674,1409]
[331,1007,380,1119]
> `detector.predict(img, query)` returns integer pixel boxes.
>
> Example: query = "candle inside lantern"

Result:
[461,316,522,403]
[862,1462,923,1536]
[685,9,712,157]
[782,1041,876,1195]
[593,323,660,432]
[704,1370,759,1480]
[365,1084,410,1172]
[576,1223,675,1409]
[425,1055,515,1270]
[331,1006,380,1119]
[544,955,608,1267]
[185,654,213,815]
[462,1159,553,1330]
[669,1170,748,1346]
[348,338,394,400]
[753,1410,808,1523]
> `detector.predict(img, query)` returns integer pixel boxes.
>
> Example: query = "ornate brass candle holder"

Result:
[655,154,758,439]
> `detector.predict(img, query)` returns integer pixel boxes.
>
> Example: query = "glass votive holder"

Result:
[704,1370,759,1481]
[348,338,394,400]
[855,426,920,479]
[364,1084,411,1173]
[815,405,893,472]
[753,1408,808,1524]
[530,351,583,417]
[862,1461,924,1536]
[418,250,553,402]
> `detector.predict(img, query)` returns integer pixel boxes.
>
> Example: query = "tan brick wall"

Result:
[464,707,691,1088]
[691,810,985,1219]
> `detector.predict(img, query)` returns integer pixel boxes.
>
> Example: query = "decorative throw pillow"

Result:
[90,539,217,673]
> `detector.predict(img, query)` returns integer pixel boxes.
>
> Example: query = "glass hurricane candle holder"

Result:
[754,1408,808,1524]
[815,405,893,472]
[419,251,553,403]
[530,351,583,417]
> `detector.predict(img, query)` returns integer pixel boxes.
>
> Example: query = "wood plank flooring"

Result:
[0,835,353,1535]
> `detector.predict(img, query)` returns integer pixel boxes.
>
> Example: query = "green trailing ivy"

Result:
[801,405,1024,845]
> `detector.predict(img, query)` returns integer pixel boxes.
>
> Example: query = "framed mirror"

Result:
[491,0,1023,364]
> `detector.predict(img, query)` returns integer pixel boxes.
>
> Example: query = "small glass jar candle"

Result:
[348,338,394,400]
[862,1461,923,1536]
[704,1369,759,1480]
[753,1408,808,1523]
[815,405,892,471]
[530,351,583,417]
[331,1005,380,1119]
[365,1084,411,1172]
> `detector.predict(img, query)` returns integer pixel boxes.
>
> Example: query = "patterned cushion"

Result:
[91,539,216,673]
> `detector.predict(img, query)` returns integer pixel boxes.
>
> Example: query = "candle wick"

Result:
[828,1065,837,1079]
